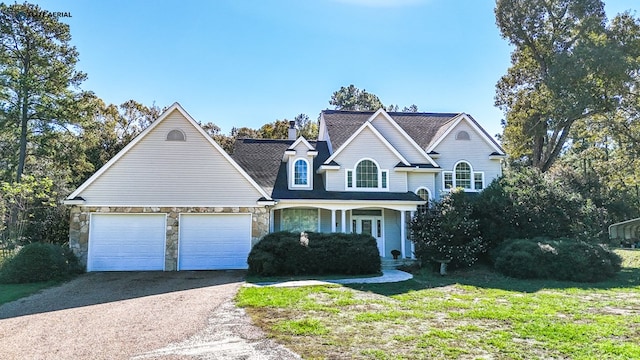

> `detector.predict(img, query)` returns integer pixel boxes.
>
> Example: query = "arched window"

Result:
[356,160,378,188]
[293,159,308,186]
[444,161,484,191]
[455,130,470,140]
[455,162,472,189]
[416,188,430,212]
[166,129,186,141]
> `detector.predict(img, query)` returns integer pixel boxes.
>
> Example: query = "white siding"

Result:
[370,114,428,163]
[79,110,264,206]
[326,127,407,192]
[407,173,436,197]
[432,121,502,191]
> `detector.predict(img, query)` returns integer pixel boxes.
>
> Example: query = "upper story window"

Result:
[293,158,309,186]
[455,162,472,189]
[166,129,186,141]
[455,131,470,140]
[416,187,430,212]
[356,160,377,187]
[346,159,388,190]
[443,161,484,191]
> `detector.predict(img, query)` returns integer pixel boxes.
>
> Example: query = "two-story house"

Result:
[65,103,505,271]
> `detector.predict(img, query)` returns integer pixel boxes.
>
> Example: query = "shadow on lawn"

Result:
[0,270,245,319]
[346,265,640,297]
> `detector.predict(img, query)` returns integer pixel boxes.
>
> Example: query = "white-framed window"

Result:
[455,162,472,189]
[292,158,309,186]
[416,187,430,212]
[474,172,484,190]
[442,161,484,191]
[281,208,318,232]
[346,159,388,190]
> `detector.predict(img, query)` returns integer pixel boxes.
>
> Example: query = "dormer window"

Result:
[293,158,309,186]
[166,129,186,141]
[346,159,388,190]
[455,131,470,140]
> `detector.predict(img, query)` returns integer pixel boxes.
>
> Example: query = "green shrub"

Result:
[410,190,485,269]
[473,167,613,251]
[247,231,381,276]
[0,242,83,283]
[493,238,621,282]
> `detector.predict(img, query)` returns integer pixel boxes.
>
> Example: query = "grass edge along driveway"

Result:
[236,250,640,359]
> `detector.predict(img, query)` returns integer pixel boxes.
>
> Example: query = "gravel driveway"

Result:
[0,271,300,360]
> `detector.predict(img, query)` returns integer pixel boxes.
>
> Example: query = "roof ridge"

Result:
[322,109,460,117]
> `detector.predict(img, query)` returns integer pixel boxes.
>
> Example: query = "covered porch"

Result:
[270,200,421,259]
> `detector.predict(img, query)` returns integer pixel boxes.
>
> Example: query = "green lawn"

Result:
[236,249,640,359]
[0,281,60,306]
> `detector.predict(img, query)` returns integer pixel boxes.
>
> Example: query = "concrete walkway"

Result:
[255,269,413,287]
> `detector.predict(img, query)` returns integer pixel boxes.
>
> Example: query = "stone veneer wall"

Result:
[68,206,269,271]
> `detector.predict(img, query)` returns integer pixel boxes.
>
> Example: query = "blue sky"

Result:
[33,0,638,139]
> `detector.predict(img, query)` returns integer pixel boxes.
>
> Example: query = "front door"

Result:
[352,216,384,256]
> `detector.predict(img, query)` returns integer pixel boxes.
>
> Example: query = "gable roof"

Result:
[67,102,271,201]
[321,110,505,155]
[322,110,459,150]
[323,120,411,166]
[288,136,315,151]
[425,113,505,154]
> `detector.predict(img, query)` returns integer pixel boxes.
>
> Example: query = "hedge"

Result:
[492,237,621,282]
[247,231,381,276]
[0,242,83,283]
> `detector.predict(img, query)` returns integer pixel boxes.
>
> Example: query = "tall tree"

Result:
[329,84,384,111]
[495,0,640,172]
[81,98,162,178]
[0,3,87,182]
[294,113,318,139]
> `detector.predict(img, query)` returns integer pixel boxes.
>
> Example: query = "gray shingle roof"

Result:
[232,139,330,194]
[231,139,295,193]
[321,110,461,150]
[233,138,420,202]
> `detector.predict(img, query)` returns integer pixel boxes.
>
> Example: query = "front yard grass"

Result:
[0,281,60,306]
[236,249,640,359]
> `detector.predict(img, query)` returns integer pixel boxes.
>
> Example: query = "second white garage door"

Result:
[178,213,252,270]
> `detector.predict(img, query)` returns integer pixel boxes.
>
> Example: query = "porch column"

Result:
[269,208,274,232]
[331,209,336,232]
[410,211,415,259]
[400,211,406,259]
[341,209,346,233]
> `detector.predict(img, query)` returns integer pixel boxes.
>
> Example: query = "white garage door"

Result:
[88,214,166,271]
[178,214,252,270]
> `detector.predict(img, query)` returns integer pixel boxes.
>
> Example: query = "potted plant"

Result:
[391,249,401,260]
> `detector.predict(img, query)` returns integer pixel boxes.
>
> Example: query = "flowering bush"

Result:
[410,190,485,269]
